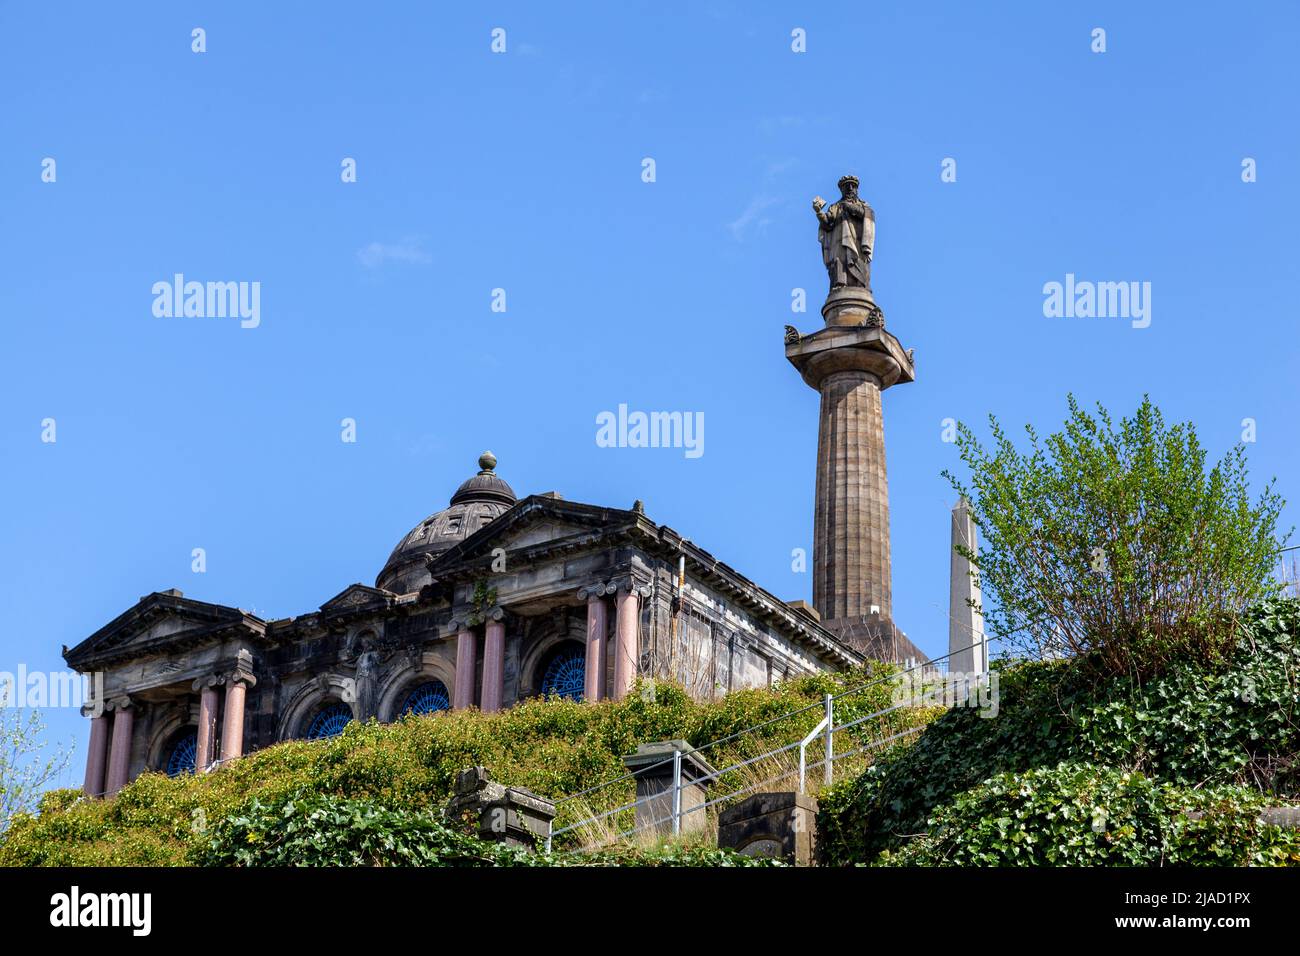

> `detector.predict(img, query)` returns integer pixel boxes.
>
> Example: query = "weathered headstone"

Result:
[717,791,818,865]
[443,766,556,850]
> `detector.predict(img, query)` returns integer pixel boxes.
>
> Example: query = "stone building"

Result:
[67,176,931,797]
[67,453,862,795]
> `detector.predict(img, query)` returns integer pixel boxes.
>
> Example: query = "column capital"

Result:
[106,695,135,712]
[577,582,613,601]
[612,576,653,598]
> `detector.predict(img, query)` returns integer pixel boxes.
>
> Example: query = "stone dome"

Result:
[376,452,516,594]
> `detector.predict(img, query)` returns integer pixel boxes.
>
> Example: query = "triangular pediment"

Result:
[428,496,645,574]
[320,583,395,614]
[64,591,267,670]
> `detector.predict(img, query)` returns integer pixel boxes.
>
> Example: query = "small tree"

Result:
[944,395,1287,679]
[0,686,73,832]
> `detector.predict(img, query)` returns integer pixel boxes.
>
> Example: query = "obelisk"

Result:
[785,176,915,657]
[948,497,987,674]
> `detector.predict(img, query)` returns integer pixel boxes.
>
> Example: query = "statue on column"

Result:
[813,175,875,293]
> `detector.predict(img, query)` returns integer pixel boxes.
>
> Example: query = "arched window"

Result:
[166,730,198,776]
[540,645,586,701]
[306,702,353,740]
[400,680,451,717]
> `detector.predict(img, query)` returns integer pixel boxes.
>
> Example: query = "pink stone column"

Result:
[453,628,477,710]
[481,619,506,713]
[613,588,640,701]
[82,714,110,797]
[583,593,608,702]
[219,679,249,762]
[104,702,135,796]
[194,683,219,771]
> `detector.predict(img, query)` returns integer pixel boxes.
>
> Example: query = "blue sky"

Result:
[3,2,1298,787]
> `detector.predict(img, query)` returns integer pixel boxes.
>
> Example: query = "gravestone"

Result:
[444,766,556,850]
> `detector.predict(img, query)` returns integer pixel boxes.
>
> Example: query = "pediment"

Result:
[64,591,266,670]
[320,583,395,614]
[428,496,643,574]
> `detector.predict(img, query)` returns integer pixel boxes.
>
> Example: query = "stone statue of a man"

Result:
[813,175,875,292]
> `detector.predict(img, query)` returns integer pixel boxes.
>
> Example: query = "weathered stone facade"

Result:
[65,454,862,794]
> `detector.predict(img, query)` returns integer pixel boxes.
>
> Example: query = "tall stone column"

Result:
[193,679,220,772]
[219,670,256,762]
[612,584,642,701]
[104,698,135,796]
[787,179,915,656]
[481,615,506,713]
[453,626,477,710]
[82,711,110,797]
[948,497,987,674]
[579,585,609,702]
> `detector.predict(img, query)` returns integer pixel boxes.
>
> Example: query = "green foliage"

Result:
[191,790,780,867]
[819,599,1300,865]
[0,664,933,866]
[887,763,1300,867]
[945,395,1286,678]
[0,692,72,832]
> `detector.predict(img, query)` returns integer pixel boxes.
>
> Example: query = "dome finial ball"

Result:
[478,451,497,473]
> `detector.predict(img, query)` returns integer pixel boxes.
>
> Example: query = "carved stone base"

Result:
[717,791,818,865]
[822,286,884,329]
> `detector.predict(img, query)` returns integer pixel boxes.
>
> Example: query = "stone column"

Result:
[219,673,255,762]
[786,302,915,654]
[580,586,609,702]
[104,699,135,796]
[453,627,477,710]
[814,369,891,622]
[193,679,220,772]
[948,497,986,675]
[612,585,641,701]
[481,615,506,713]
[82,712,110,797]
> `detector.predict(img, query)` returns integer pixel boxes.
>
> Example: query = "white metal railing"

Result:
[542,641,997,852]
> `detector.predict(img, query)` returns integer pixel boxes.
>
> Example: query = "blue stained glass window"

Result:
[166,731,198,776]
[541,646,586,701]
[401,680,451,717]
[306,702,353,740]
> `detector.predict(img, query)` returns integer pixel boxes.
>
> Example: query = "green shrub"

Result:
[887,763,1300,867]
[191,790,780,867]
[819,599,1300,865]
[0,664,933,866]
[946,395,1286,679]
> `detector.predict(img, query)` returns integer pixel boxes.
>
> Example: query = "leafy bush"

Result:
[191,791,780,867]
[0,665,932,866]
[819,599,1300,865]
[887,763,1300,867]
[945,395,1286,678]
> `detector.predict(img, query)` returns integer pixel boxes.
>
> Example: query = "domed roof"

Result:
[376,452,517,595]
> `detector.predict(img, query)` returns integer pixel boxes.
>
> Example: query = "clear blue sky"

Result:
[3,2,1298,787]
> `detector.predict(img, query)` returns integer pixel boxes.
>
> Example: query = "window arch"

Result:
[400,680,451,717]
[540,644,586,701]
[165,730,198,776]
[305,702,353,740]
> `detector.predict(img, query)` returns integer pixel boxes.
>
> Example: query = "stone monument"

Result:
[948,497,987,675]
[786,176,917,658]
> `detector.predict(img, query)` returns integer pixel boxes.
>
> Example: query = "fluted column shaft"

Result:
[814,369,891,622]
